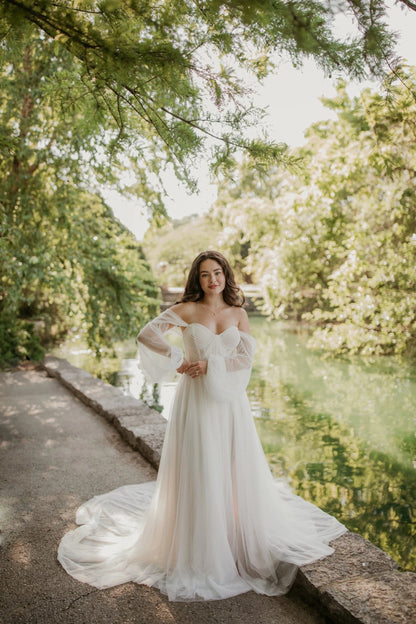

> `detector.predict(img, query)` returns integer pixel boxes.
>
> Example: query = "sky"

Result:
[104,2,416,241]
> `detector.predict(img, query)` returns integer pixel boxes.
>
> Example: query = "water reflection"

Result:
[249,318,416,571]
[53,319,416,571]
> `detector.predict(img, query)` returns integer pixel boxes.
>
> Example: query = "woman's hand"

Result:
[186,360,207,379]
[177,359,191,374]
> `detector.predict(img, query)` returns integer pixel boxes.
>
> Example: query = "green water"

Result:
[53,316,416,570]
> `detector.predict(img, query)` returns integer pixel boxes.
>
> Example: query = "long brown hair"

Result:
[179,251,245,307]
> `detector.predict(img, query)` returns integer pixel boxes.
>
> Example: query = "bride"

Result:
[58,250,346,601]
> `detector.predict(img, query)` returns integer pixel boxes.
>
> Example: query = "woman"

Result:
[58,251,346,601]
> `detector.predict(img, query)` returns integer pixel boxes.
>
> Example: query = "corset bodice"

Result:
[182,323,240,360]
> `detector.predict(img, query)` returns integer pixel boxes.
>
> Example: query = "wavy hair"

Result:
[179,251,245,307]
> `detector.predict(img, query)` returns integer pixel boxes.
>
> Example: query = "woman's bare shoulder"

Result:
[236,307,250,333]
[170,302,197,323]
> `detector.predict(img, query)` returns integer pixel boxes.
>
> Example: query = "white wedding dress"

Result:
[58,309,346,601]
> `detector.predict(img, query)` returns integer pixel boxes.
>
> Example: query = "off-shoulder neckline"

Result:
[165,308,255,340]
[184,322,239,337]
[164,310,253,339]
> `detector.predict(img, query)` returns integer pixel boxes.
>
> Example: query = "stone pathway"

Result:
[0,365,327,624]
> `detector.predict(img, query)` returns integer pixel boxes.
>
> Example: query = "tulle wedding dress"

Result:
[58,309,346,601]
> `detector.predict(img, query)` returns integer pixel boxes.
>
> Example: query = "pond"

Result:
[53,315,416,571]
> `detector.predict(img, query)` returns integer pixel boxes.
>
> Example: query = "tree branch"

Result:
[398,0,416,11]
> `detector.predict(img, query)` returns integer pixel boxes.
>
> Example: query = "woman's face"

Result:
[199,259,225,297]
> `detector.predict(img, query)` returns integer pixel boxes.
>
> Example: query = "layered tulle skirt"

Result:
[58,372,346,601]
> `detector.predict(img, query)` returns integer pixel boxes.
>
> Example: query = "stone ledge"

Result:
[41,355,416,623]
[42,355,166,469]
[293,531,416,624]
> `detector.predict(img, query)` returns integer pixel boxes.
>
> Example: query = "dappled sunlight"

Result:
[0,406,17,417]
[151,594,185,623]
[1,399,68,437]
[0,497,36,538]
[0,416,20,437]
[58,494,91,524]
[107,584,136,598]
[342,572,411,611]
[10,538,32,567]
[0,498,17,527]
[111,585,176,622]
[34,414,59,427]
[105,585,178,623]
[27,405,43,417]
[1,370,48,387]
[45,397,70,410]
[43,464,59,472]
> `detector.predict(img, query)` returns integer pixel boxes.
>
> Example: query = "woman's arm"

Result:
[137,308,188,382]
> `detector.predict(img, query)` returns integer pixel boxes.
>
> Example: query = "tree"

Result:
[209,68,416,357]
[143,214,222,287]
[304,70,416,356]
[1,2,414,364]
[0,0,402,186]
[0,29,159,364]
[142,203,258,286]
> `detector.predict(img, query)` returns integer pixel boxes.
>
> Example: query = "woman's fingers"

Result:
[187,361,207,378]
[188,365,199,378]
[187,363,198,377]
[177,359,190,374]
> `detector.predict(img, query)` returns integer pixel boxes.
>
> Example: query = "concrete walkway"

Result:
[0,365,327,624]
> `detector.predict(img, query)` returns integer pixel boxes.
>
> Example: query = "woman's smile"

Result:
[198,258,226,296]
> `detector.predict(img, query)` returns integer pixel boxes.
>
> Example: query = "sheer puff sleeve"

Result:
[204,331,256,402]
[137,309,187,383]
